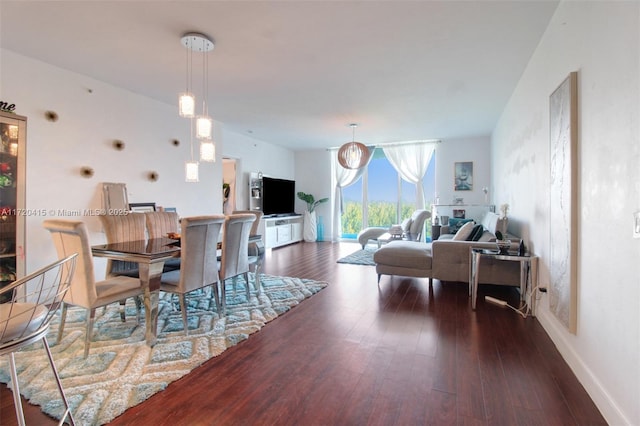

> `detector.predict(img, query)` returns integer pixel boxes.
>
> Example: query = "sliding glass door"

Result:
[341,148,435,240]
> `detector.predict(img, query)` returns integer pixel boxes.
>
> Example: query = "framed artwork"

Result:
[453,209,466,219]
[129,202,156,213]
[454,161,473,191]
[549,71,578,334]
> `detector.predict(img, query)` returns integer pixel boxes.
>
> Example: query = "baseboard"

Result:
[537,309,630,425]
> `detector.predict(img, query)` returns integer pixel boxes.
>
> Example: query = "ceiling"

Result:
[0,1,558,151]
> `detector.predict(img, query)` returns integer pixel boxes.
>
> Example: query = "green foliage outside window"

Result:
[341,200,422,237]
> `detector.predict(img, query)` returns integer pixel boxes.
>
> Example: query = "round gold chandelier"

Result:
[337,124,370,169]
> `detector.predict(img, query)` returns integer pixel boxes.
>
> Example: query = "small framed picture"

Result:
[129,202,156,213]
[454,161,473,191]
[453,209,466,219]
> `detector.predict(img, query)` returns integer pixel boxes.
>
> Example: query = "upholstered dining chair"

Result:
[99,213,146,321]
[160,215,225,334]
[144,211,181,271]
[218,213,257,313]
[144,211,179,238]
[232,210,265,290]
[99,213,146,278]
[0,253,78,426]
[43,219,144,358]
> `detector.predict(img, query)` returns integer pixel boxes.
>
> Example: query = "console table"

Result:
[259,215,303,249]
[469,248,539,315]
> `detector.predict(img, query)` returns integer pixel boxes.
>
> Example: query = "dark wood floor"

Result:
[2,241,607,425]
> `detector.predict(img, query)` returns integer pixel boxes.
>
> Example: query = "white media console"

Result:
[258,215,303,249]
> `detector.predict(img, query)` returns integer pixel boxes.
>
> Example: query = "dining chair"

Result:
[144,211,181,271]
[99,213,146,278]
[218,213,257,313]
[98,213,146,321]
[144,211,179,239]
[43,219,144,358]
[0,253,78,426]
[160,215,225,334]
[232,210,265,291]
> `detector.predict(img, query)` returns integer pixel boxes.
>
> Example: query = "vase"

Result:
[316,215,324,242]
[303,210,317,242]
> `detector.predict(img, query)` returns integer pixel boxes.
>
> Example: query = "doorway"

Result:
[222,158,237,214]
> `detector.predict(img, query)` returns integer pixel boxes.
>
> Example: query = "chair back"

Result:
[220,214,255,280]
[100,213,146,242]
[0,253,77,351]
[99,213,146,277]
[42,220,98,308]
[232,210,263,236]
[178,215,225,293]
[145,211,180,239]
[409,209,431,240]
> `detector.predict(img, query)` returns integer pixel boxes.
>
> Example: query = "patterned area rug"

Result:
[0,273,327,425]
[337,246,377,266]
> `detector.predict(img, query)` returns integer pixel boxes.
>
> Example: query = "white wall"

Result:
[491,2,639,424]
[435,136,492,207]
[0,49,294,278]
[295,149,333,239]
[222,129,295,212]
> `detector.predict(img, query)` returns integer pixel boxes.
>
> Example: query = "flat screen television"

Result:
[262,177,296,216]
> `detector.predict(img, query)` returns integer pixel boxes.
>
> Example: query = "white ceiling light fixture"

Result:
[179,32,215,179]
[337,123,370,169]
[200,141,215,162]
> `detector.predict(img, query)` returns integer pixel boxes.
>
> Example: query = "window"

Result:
[341,148,436,239]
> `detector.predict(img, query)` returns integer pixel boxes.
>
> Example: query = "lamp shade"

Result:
[185,161,199,182]
[337,141,370,169]
[200,141,215,162]
[196,115,212,140]
[179,93,195,117]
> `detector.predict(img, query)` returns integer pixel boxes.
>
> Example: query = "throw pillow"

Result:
[452,221,475,241]
[466,224,484,241]
[448,218,474,233]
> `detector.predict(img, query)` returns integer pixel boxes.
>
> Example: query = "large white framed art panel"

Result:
[549,71,578,334]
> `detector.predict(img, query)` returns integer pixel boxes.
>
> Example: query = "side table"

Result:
[469,248,539,315]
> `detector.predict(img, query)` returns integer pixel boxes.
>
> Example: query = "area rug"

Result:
[0,273,327,425]
[337,246,377,266]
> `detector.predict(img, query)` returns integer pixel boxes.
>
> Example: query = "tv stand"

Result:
[260,215,303,249]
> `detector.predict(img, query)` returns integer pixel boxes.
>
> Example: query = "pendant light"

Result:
[185,116,199,182]
[337,123,370,169]
[179,32,215,180]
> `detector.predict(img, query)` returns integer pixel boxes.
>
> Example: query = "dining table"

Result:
[91,237,180,346]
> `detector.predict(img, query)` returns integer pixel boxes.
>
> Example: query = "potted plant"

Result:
[297,191,328,242]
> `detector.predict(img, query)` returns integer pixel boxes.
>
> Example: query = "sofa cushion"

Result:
[481,212,508,235]
[448,217,474,233]
[466,224,484,241]
[452,221,475,240]
[373,241,432,270]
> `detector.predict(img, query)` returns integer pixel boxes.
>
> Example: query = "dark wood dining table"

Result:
[91,238,180,346]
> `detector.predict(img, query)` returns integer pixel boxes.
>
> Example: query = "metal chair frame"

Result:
[0,253,78,426]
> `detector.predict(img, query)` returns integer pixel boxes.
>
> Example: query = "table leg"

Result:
[530,258,539,317]
[138,261,165,346]
[520,260,528,304]
[472,252,481,310]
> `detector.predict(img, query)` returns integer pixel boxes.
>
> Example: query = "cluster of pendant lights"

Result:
[179,32,215,182]
[337,123,370,170]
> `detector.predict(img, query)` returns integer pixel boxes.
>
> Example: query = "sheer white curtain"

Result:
[330,146,374,242]
[382,142,436,209]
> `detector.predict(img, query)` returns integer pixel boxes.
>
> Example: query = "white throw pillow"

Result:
[452,221,475,241]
